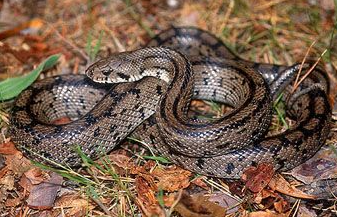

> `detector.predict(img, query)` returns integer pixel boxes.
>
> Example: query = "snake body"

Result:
[9,27,331,178]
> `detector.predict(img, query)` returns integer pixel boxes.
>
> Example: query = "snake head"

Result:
[85,52,136,84]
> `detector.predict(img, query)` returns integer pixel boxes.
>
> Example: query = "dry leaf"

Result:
[5,152,32,176]
[242,163,274,193]
[273,199,288,213]
[152,166,192,192]
[174,192,227,217]
[208,191,240,214]
[0,142,19,155]
[26,172,63,210]
[245,210,287,217]
[291,145,337,184]
[5,197,21,207]
[56,194,95,216]
[18,174,34,196]
[0,18,43,40]
[191,176,209,190]
[268,174,316,199]
[0,166,8,179]
[24,168,45,185]
[0,175,14,190]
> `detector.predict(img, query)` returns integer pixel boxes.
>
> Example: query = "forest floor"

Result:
[0,0,337,216]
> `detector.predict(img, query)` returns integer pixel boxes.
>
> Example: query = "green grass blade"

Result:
[0,54,60,100]
[142,155,171,164]
[91,30,103,61]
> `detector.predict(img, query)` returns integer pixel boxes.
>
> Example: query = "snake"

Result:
[9,27,331,179]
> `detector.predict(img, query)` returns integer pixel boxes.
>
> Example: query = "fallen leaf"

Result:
[5,152,32,176]
[136,197,166,217]
[5,197,21,207]
[191,176,209,190]
[228,180,245,197]
[135,173,166,216]
[208,191,240,214]
[0,174,15,190]
[26,172,63,210]
[152,165,192,192]
[163,192,177,207]
[24,168,45,185]
[268,174,316,199]
[135,174,157,205]
[297,205,317,217]
[273,199,288,213]
[104,151,136,175]
[174,192,227,217]
[245,210,287,217]
[291,145,337,184]
[242,163,274,193]
[56,194,95,216]
[0,18,43,40]
[18,174,34,196]
[0,141,19,155]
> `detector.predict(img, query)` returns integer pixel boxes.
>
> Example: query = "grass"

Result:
[32,146,137,216]
[272,93,289,130]
[86,30,104,62]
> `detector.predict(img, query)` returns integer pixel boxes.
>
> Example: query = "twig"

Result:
[122,0,155,37]
[291,40,316,93]
[218,0,235,33]
[98,18,126,52]
[45,22,90,63]
[167,189,183,216]
[91,196,116,216]
[292,49,327,93]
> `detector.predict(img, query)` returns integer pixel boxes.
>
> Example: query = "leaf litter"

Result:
[0,0,336,216]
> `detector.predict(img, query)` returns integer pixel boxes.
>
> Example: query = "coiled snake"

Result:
[9,27,331,179]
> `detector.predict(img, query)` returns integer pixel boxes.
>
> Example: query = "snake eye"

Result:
[102,69,112,76]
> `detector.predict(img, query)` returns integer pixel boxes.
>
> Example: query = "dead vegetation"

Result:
[0,0,337,216]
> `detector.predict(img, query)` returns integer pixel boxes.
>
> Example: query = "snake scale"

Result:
[9,27,331,179]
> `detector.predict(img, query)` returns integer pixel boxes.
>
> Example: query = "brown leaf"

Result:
[0,166,8,179]
[135,174,166,216]
[268,174,316,199]
[174,192,227,217]
[253,189,289,212]
[5,197,21,207]
[0,142,19,155]
[18,174,34,196]
[26,172,63,210]
[163,192,177,207]
[0,18,43,40]
[191,176,209,190]
[242,163,274,193]
[105,151,136,175]
[24,168,46,185]
[5,152,32,176]
[136,197,166,217]
[135,174,157,205]
[246,210,287,217]
[273,199,288,213]
[208,191,240,214]
[55,194,95,216]
[290,145,337,184]
[0,174,15,190]
[152,165,192,192]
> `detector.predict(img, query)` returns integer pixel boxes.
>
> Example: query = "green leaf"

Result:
[143,155,171,164]
[0,54,60,101]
